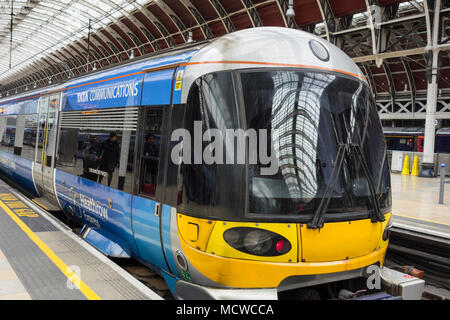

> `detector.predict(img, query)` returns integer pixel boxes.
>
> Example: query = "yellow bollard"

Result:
[402,155,410,175]
[411,156,419,176]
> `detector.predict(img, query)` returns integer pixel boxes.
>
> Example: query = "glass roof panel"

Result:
[0,0,430,95]
[0,0,154,83]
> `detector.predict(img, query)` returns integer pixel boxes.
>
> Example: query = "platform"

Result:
[391,173,450,237]
[0,180,161,300]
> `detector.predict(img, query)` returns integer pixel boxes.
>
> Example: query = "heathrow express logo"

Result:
[170,121,280,176]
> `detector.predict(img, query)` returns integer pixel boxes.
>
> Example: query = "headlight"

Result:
[243,230,273,255]
[223,227,292,256]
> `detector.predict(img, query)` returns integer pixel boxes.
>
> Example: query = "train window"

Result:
[164,103,186,207]
[36,97,49,164]
[13,115,25,156]
[362,95,391,209]
[20,114,38,161]
[56,128,79,173]
[178,71,243,220]
[0,116,17,154]
[56,107,138,193]
[0,117,6,152]
[45,96,60,167]
[138,107,164,198]
[240,70,391,219]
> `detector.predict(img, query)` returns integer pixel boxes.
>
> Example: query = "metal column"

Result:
[420,0,441,177]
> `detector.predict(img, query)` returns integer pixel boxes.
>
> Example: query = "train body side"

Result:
[0,48,199,292]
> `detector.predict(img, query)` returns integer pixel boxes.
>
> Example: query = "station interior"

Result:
[0,0,448,301]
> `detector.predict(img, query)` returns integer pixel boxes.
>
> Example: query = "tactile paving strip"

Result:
[0,204,86,300]
[37,231,151,300]
[0,181,57,233]
[0,180,155,300]
[18,215,59,233]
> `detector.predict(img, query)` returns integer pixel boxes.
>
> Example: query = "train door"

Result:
[131,106,169,271]
[131,67,177,272]
[33,94,59,199]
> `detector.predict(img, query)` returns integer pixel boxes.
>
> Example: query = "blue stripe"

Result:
[62,50,197,111]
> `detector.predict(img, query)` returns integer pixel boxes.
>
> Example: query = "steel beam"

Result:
[422,0,441,177]
[241,0,263,28]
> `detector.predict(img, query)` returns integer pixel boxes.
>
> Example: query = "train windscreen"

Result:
[241,70,392,220]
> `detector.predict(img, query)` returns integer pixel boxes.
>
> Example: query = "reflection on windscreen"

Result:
[242,70,391,217]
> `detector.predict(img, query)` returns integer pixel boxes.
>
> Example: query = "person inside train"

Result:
[144,134,158,158]
[97,132,120,187]
[82,136,101,182]
[142,134,159,195]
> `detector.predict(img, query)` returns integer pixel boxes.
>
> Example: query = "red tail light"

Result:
[276,239,289,254]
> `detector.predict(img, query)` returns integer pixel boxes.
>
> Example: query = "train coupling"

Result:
[343,267,425,300]
[379,266,425,300]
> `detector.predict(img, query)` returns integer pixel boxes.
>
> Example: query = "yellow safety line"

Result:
[0,199,101,300]
[393,212,450,227]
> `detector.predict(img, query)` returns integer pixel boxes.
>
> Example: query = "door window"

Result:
[36,97,49,164]
[138,107,164,198]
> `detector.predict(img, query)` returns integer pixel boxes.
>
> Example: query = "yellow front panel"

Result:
[205,222,298,263]
[179,235,387,288]
[177,214,216,252]
[300,219,382,262]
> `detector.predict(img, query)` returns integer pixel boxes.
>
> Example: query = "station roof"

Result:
[0,0,445,101]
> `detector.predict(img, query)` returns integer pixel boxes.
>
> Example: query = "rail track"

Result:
[385,224,450,300]
[64,216,173,299]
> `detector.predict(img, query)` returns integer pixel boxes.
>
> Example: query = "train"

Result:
[383,127,450,154]
[0,27,422,300]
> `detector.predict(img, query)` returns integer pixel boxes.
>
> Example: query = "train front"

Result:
[169,27,423,300]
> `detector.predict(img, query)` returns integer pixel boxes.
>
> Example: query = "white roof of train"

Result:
[181,27,366,103]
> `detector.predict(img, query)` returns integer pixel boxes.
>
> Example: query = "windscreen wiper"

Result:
[307,142,347,229]
[350,144,385,223]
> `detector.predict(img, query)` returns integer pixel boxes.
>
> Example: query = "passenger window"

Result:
[139,107,163,198]
[19,114,38,160]
[0,116,17,154]
[0,113,37,160]
[0,117,6,151]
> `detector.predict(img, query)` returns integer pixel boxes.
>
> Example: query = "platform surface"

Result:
[0,180,160,300]
[391,173,450,236]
